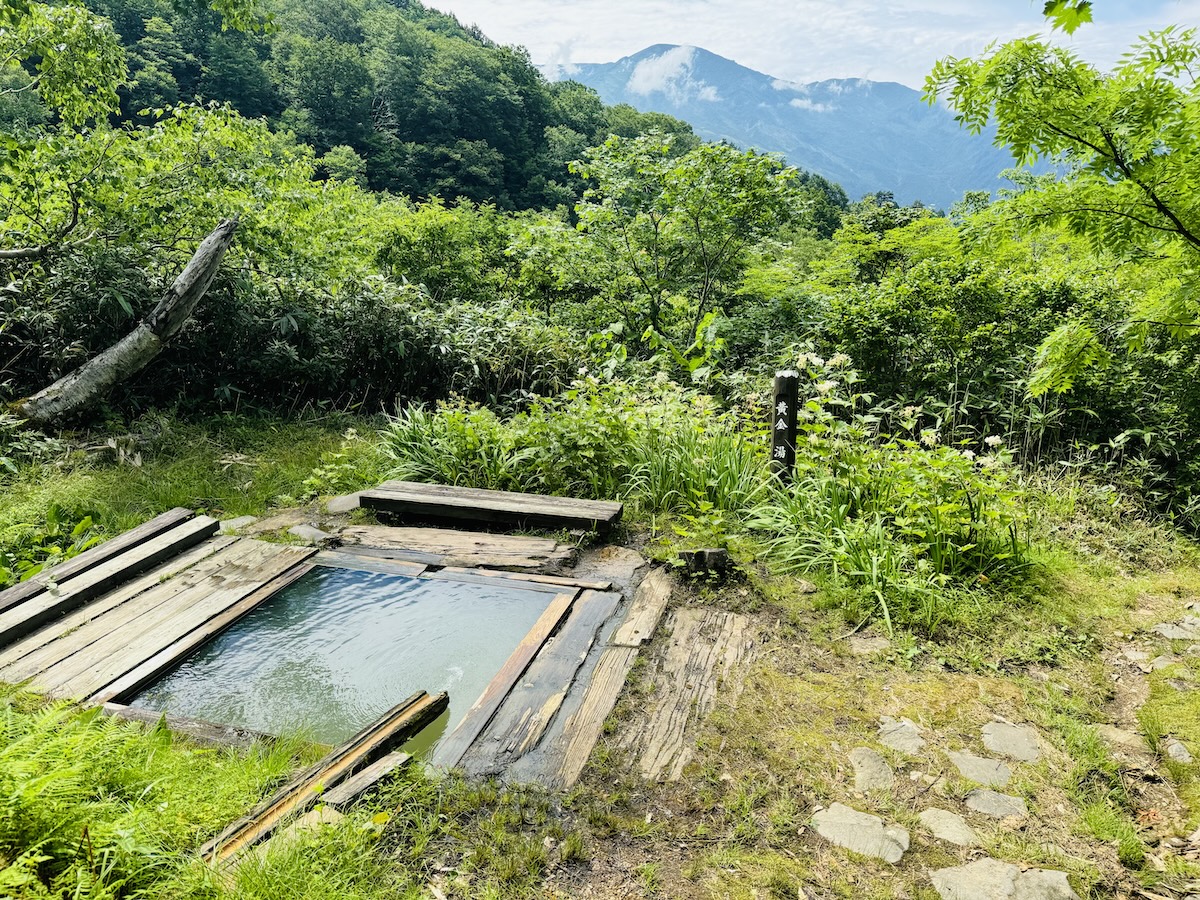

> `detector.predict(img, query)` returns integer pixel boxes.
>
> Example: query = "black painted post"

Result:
[771,370,799,482]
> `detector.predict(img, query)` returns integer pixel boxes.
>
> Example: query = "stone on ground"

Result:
[1094,724,1142,749]
[948,749,1012,787]
[848,635,891,656]
[878,716,925,754]
[1153,617,1200,640]
[288,524,333,544]
[324,493,361,514]
[1167,739,1194,763]
[849,747,894,792]
[930,857,1079,900]
[965,789,1029,821]
[982,722,1041,763]
[219,515,257,532]
[918,808,979,847]
[810,802,910,864]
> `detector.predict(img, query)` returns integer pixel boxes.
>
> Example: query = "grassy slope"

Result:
[2,417,1200,897]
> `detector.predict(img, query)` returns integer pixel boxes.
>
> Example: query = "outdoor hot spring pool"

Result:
[128,565,553,752]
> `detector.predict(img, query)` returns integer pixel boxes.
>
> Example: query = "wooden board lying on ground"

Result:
[102,702,273,749]
[321,750,412,810]
[360,480,623,533]
[0,514,220,648]
[201,690,447,863]
[431,590,578,770]
[458,589,622,775]
[620,607,757,781]
[0,507,196,615]
[339,525,578,571]
[25,539,313,699]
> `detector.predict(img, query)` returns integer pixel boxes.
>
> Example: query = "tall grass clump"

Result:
[748,353,1030,636]
[378,377,771,519]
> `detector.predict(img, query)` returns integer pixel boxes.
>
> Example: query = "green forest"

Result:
[1,0,1200,895]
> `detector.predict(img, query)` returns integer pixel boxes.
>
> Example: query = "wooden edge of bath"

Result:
[0,514,220,650]
[200,689,448,864]
[430,589,578,770]
[310,549,428,577]
[434,565,613,592]
[88,557,317,705]
[0,507,197,615]
[100,702,274,749]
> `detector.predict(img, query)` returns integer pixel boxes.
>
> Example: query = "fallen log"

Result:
[12,219,237,425]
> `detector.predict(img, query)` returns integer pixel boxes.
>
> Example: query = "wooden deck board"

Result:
[37,541,313,698]
[101,702,274,749]
[201,690,447,863]
[361,480,622,533]
[458,589,622,777]
[0,515,220,648]
[0,507,196,614]
[611,569,671,648]
[90,560,316,704]
[0,538,258,684]
[321,750,412,810]
[338,525,577,571]
[431,590,578,770]
[0,536,239,682]
[620,608,756,781]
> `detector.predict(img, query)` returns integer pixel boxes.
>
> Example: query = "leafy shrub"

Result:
[747,354,1030,636]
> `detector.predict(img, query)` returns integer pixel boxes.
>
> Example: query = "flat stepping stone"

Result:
[1153,617,1200,640]
[849,747,894,791]
[1095,724,1142,749]
[948,749,1011,787]
[966,789,1028,821]
[931,857,1079,899]
[919,807,979,847]
[982,722,1041,763]
[1167,740,1193,763]
[288,524,333,544]
[325,493,362,514]
[219,515,258,533]
[879,716,925,754]
[811,802,909,863]
[848,635,890,656]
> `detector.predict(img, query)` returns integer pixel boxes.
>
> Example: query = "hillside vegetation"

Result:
[1,0,1199,896]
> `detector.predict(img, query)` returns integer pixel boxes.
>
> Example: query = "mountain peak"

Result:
[562,45,1022,207]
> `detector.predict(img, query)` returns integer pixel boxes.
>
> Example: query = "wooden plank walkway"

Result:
[360,480,623,533]
[338,524,577,571]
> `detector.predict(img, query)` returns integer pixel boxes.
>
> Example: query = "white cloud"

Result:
[627,45,721,101]
[425,0,1188,89]
[790,97,834,112]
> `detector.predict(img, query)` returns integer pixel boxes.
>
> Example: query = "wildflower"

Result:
[810,354,826,367]
[828,353,851,368]
[961,449,977,461]
[815,380,837,395]
[920,430,940,448]
[984,435,1004,448]
[902,405,922,419]
[795,353,810,368]
[979,455,1001,470]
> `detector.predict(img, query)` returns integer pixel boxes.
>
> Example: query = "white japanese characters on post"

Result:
[771,370,799,481]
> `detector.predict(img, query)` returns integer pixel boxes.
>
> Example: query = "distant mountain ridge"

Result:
[555,44,1024,209]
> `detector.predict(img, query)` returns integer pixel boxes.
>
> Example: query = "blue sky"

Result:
[424,0,1198,87]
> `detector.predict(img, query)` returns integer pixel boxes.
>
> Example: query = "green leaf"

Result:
[1043,1,1093,34]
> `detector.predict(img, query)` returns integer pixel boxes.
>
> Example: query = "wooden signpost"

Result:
[771,370,799,481]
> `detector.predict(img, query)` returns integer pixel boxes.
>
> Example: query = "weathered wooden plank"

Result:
[0,537,251,684]
[339,525,577,571]
[435,565,612,592]
[39,542,313,698]
[425,570,567,595]
[361,481,622,533]
[431,590,577,770]
[0,507,196,614]
[0,535,235,670]
[101,702,273,749]
[0,515,220,649]
[89,560,316,704]
[201,690,447,863]
[611,568,671,648]
[309,550,428,578]
[621,608,756,781]
[320,751,412,810]
[544,645,639,789]
[459,590,622,776]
